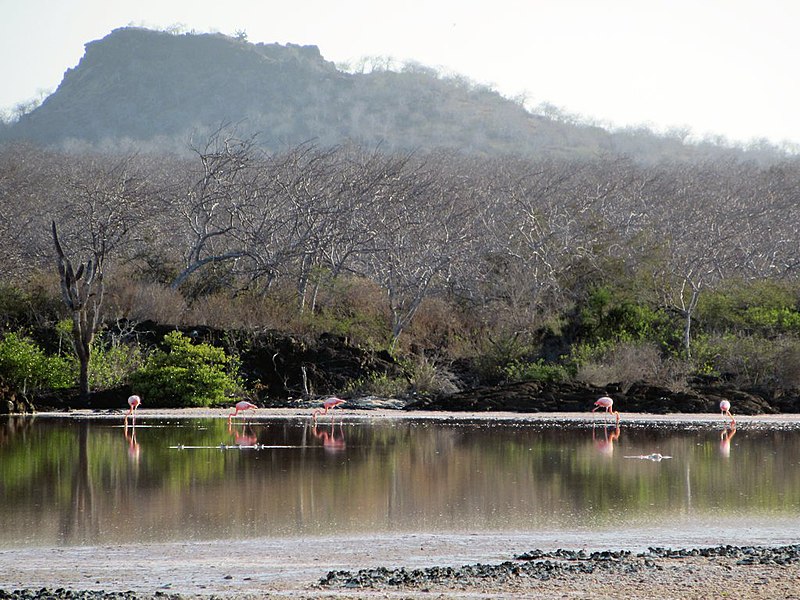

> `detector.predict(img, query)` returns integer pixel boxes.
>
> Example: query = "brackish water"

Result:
[1,415,799,547]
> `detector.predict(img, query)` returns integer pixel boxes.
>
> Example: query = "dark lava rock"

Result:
[319,544,800,590]
[407,377,792,415]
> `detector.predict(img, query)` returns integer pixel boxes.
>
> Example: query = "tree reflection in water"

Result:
[1,417,799,547]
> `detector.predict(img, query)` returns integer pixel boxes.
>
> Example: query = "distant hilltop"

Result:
[0,27,785,162]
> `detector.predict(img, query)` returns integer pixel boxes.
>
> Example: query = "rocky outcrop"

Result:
[0,382,36,414]
[406,378,791,415]
[238,331,402,402]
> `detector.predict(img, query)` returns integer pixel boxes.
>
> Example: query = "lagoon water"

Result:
[1,415,799,548]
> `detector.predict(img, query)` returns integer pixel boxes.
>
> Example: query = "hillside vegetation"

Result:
[2,132,800,409]
[0,27,789,164]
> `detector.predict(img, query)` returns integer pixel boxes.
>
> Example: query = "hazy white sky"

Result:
[1,0,798,145]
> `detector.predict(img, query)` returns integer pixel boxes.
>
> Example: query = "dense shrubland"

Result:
[2,132,800,406]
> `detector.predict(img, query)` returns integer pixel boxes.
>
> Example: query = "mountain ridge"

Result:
[1,26,783,162]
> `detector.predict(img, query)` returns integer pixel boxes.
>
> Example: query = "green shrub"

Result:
[472,331,538,382]
[0,332,74,394]
[580,285,677,347]
[698,279,800,335]
[129,331,241,407]
[741,307,800,334]
[0,281,63,330]
[403,354,460,395]
[0,285,29,327]
[89,338,144,390]
[343,372,408,398]
[504,358,570,383]
[692,333,800,388]
[297,274,392,351]
[569,339,678,389]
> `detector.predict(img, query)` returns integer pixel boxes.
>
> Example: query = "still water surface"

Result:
[1,415,799,548]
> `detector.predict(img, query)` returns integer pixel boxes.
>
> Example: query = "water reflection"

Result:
[1,416,799,548]
[720,422,736,458]
[592,423,620,456]
[124,421,140,462]
[312,421,347,454]
[228,421,258,446]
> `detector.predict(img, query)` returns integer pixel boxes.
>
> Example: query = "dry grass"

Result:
[576,340,690,391]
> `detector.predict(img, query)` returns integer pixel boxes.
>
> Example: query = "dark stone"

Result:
[407,377,791,415]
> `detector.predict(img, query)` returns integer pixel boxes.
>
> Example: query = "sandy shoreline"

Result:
[2,534,800,599]
[27,406,800,426]
[2,535,799,599]
[4,409,800,598]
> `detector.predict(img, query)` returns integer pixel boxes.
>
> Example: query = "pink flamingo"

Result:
[719,399,735,424]
[592,395,620,425]
[312,396,346,421]
[125,395,141,425]
[228,400,258,423]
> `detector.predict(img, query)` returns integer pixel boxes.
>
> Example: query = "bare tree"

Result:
[169,127,261,291]
[50,153,149,399]
[52,221,105,399]
[359,153,477,349]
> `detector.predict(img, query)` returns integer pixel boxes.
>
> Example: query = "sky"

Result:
[1,0,798,147]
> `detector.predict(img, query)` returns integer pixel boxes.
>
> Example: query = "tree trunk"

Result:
[52,221,105,402]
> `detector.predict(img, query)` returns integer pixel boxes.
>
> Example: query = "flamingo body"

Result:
[592,396,620,424]
[313,397,346,420]
[125,395,141,424]
[593,396,614,412]
[719,399,735,424]
[228,400,258,421]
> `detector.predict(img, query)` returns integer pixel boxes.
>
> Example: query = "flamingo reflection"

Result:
[313,422,346,454]
[593,423,621,456]
[124,420,140,461]
[228,421,258,446]
[720,422,737,458]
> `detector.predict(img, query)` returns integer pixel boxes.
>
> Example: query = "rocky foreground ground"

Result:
[1,544,800,599]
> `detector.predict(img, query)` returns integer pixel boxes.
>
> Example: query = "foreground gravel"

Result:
[2,544,800,600]
[318,543,800,590]
[319,544,800,598]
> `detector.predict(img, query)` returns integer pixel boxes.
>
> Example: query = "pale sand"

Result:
[3,409,800,599]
